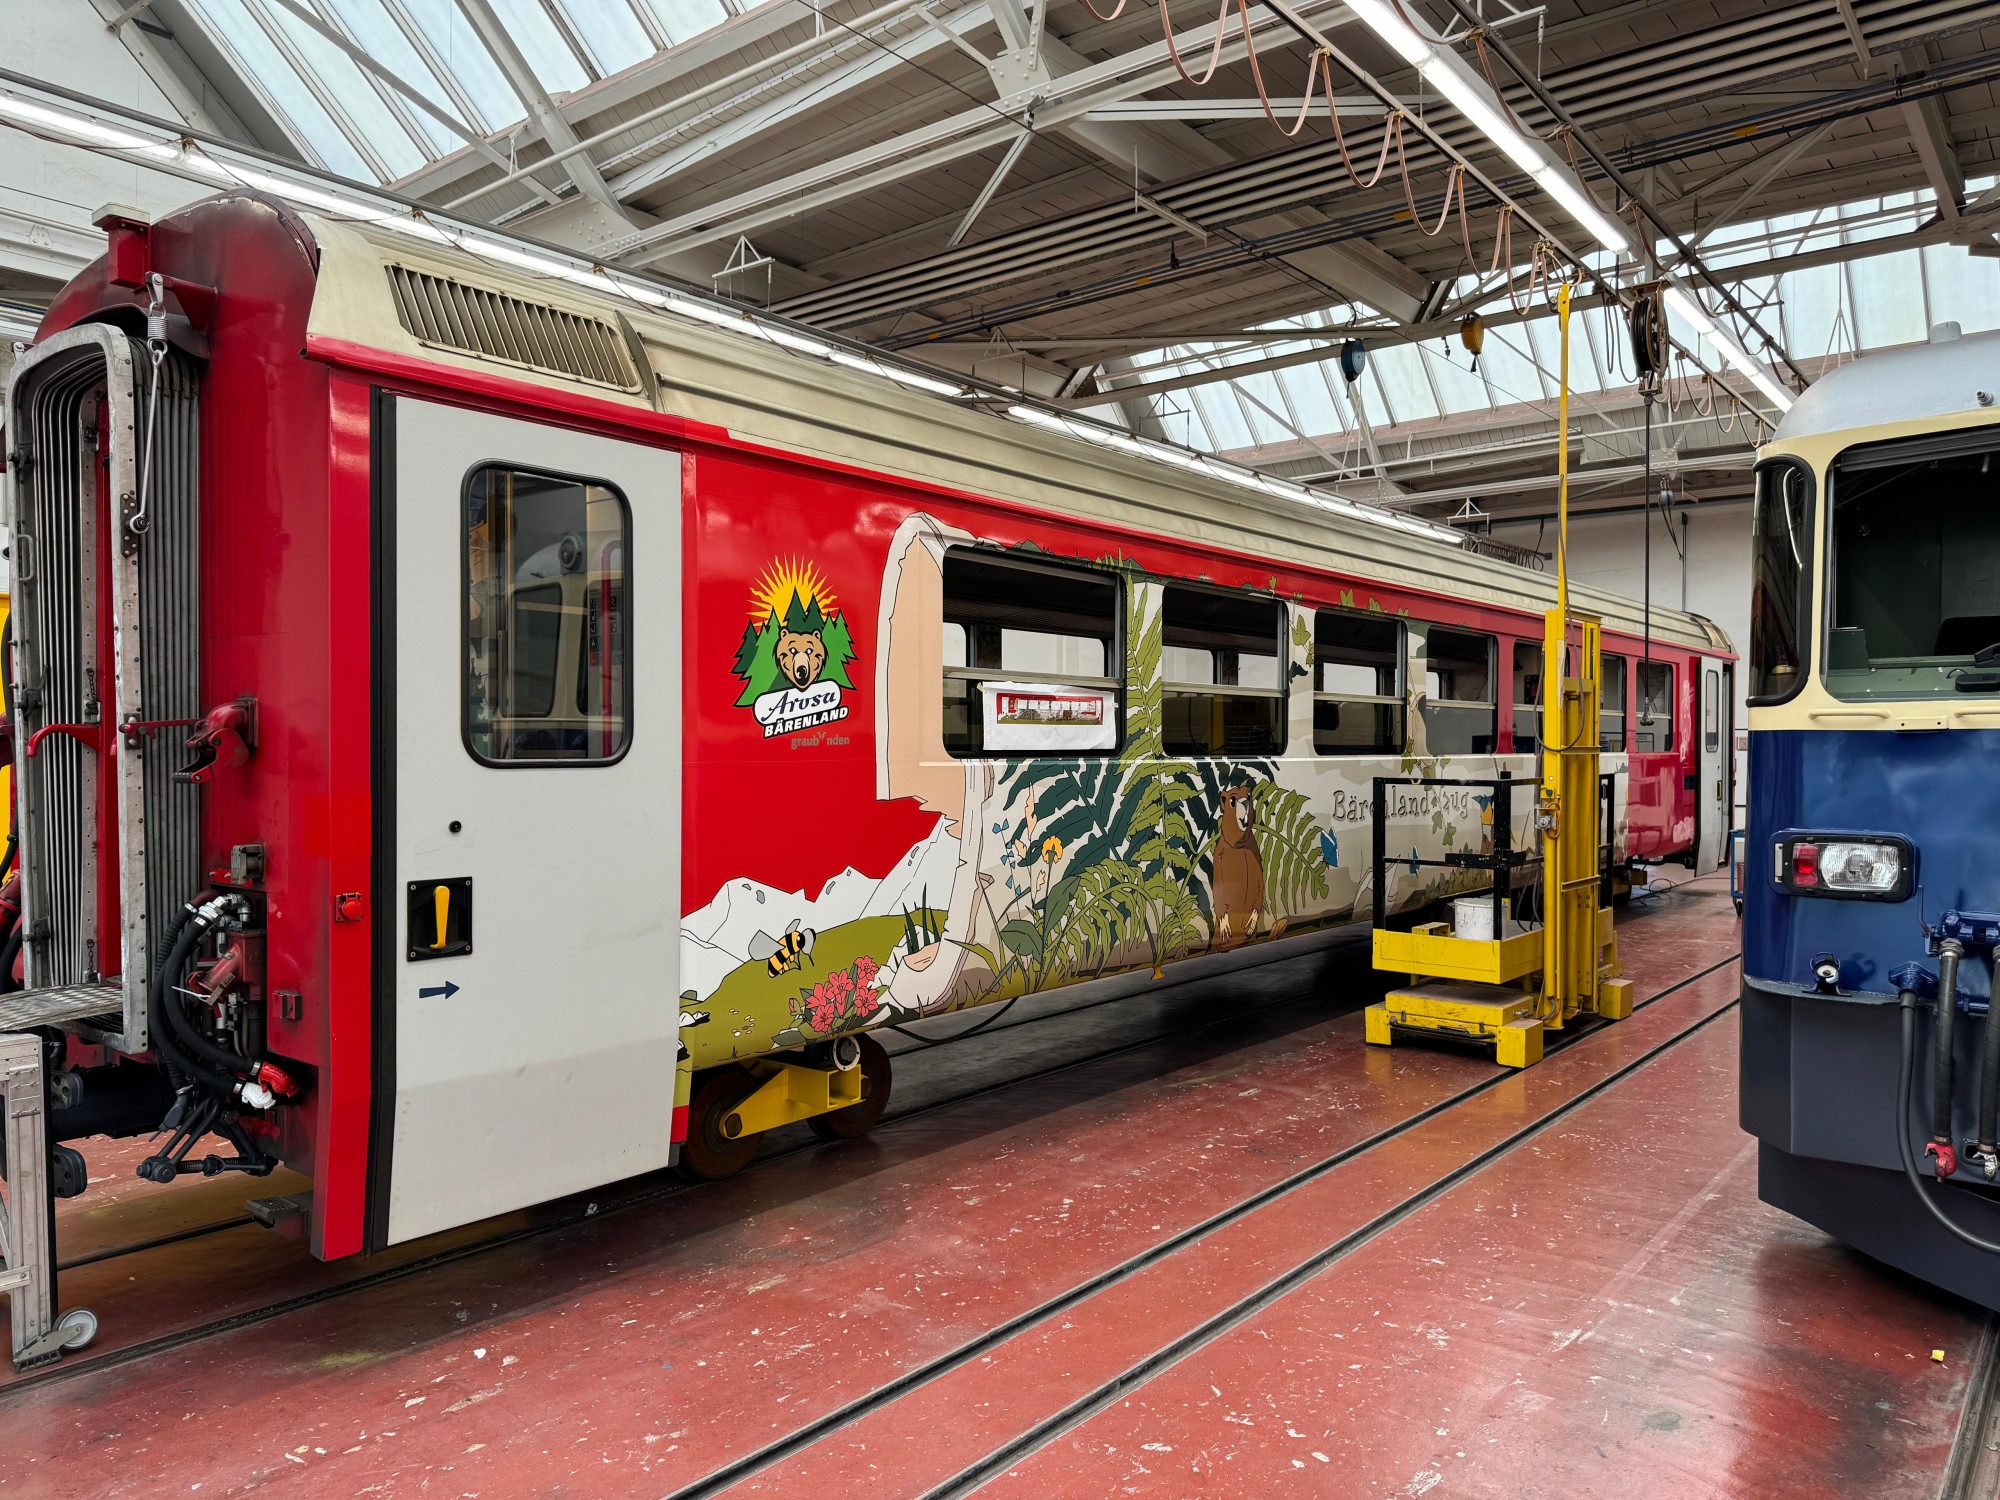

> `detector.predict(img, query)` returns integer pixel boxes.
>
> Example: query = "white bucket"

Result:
[1452,895,1540,942]
[1452,895,1499,942]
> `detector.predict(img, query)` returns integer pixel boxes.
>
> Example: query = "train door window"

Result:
[1702,667,1720,752]
[1824,430,2000,701]
[1635,660,1674,751]
[1749,458,1813,702]
[1161,586,1286,755]
[1510,641,1541,749]
[1421,627,1495,754]
[1601,655,1627,751]
[941,550,1121,756]
[1314,610,1403,755]
[464,464,631,765]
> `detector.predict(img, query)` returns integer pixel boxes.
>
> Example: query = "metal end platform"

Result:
[0,985,123,1035]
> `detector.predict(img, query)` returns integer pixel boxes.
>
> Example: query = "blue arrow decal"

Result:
[418,981,460,1000]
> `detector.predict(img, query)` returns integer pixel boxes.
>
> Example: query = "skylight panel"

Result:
[1475,327,1545,409]
[641,0,731,43]
[318,0,470,152]
[1371,343,1438,422]
[259,0,432,175]
[1850,249,1928,349]
[483,0,591,91]
[1423,343,1490,415]
[552,0,655,74]
[1777,264,1846,361]
[1191,384,1255,450]
[197,0,377,180]
[1276,365,1344,439]
[394,0,524,129]
[1923,244,2000,335]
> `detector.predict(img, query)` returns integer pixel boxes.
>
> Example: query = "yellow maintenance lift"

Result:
[1364,283,1634,1068]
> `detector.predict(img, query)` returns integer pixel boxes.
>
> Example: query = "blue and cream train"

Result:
[1741,325,2000,1308]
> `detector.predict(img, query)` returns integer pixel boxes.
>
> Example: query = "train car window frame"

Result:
[1313,608,1404,756]
[1421,625,1497,755]
[1635,659,1675,752]
[1601,654,1628,752]
[462,462,633,769]
[941,548,1124,759]
[1160,583,1289,757]
[1748,456,1815,705]
[1510,639,1542,751]
[1820,427,2000,703]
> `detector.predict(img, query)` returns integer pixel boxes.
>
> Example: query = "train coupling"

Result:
[1967,1144,2000,1182]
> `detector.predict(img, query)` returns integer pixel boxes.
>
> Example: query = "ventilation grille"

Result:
[386,265,641,391]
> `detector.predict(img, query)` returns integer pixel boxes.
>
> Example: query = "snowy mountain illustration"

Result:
[681,821,960,1000]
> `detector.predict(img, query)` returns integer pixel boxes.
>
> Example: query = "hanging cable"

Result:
[1159,0,1235,87]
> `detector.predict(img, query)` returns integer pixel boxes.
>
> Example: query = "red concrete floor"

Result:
[0,876,1983,1499]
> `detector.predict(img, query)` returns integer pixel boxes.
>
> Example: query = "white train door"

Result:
[379,397,680,1246]
[1696,658,1727,870]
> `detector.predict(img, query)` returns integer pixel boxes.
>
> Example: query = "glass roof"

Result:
[1139,179,2000,460]
[181,0,739,183]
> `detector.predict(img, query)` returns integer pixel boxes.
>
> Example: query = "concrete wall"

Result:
[1492,500,1753,819]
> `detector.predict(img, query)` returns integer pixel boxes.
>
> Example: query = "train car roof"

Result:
[304,213,1730,656]
[1774,328,2000,446]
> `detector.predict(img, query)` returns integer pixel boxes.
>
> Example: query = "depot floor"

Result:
[4,874,1994,1499]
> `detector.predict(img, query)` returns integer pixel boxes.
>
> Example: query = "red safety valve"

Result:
[175,699,255,785]
[1927,1140,1959,1178]
[253,1060,302,1099]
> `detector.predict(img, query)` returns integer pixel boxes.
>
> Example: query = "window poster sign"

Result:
[981,681,1118,752]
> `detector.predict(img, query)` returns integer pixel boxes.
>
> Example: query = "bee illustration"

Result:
[749,919,816,978]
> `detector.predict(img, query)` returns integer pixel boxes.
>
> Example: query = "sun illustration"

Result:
[749,557,836,622]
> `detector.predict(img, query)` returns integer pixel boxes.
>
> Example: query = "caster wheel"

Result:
[808,1034,892,1142]
[679,1067,760,1181]
[57,1308,98,1353]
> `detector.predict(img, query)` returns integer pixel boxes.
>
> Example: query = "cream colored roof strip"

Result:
[306,217,1723,653]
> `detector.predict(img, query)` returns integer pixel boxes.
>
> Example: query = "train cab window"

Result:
[464,465,630,764]
[1635,660,1674,751]
[941,550,1121,756]
[1421,627,1495,755]
[1750,459,1813,702]
[1313,610,1403,755]
[1510,641,1541,749]
[1824,431,2000,701]
[1601,655,1627,751]
[1161,586,1286,756]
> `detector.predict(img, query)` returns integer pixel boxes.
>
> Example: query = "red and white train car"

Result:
[2,193,1732,1263]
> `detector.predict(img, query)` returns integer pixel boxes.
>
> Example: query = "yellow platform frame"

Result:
[1365,284,1633,1069]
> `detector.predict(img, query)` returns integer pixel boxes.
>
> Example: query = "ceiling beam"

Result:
[1899,46,1965,219]
[595,0,1358,266]
[453,0,632,220]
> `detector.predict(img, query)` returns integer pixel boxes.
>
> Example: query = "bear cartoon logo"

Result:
[1211,784,1266,947]
[732,565,858,739]
[774,627,828,690]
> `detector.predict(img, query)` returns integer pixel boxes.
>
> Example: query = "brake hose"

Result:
[1897,991,2000,1255]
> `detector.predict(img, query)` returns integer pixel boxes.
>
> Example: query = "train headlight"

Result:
[1775,833,1913,900]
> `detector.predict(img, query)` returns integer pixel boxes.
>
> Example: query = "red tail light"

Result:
[1791,841,1820,887]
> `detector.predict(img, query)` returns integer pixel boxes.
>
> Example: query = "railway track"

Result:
[11,934,1380,1392]
[665,947,1743,1499]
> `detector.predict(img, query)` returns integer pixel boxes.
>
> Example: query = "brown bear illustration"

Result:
[1211,784,1266,946]
[774,628,827,690]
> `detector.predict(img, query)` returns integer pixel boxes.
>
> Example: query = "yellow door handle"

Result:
[432,884,451,950]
